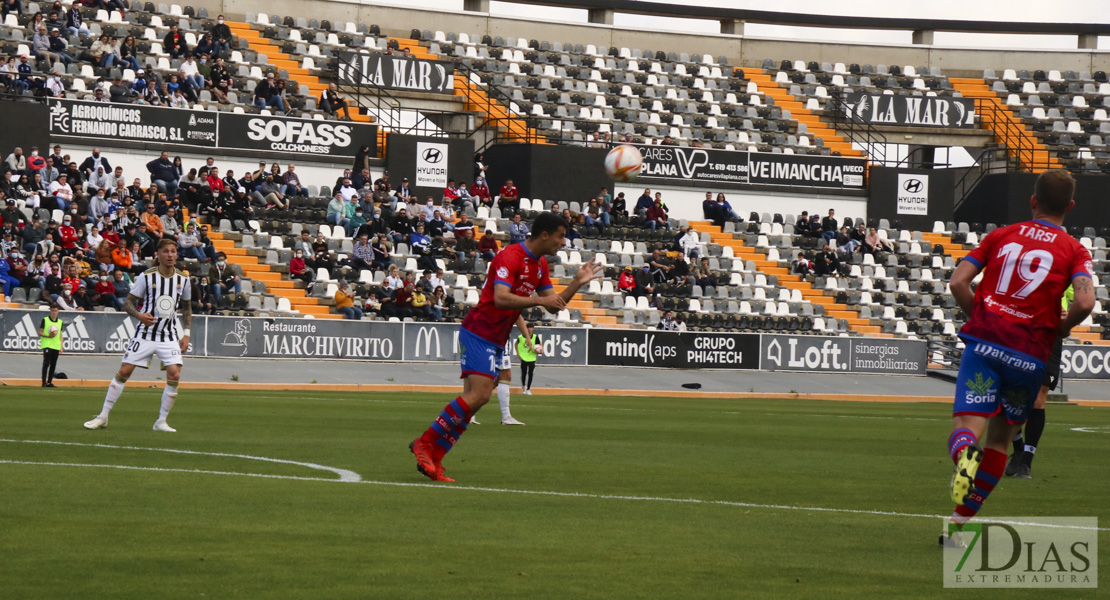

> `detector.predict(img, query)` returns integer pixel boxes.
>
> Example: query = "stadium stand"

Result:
[3,0,1110,352]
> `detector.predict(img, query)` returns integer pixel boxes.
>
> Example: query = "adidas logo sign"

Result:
[105,318,138,353]
[2,312,97,352]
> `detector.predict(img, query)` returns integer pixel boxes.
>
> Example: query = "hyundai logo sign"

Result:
[902,178,924,193]
[421,148,443,163]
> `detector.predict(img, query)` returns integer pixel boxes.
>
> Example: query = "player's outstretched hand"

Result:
[539,293,567,313]
[137,312,157,326]
[574,259,601,285]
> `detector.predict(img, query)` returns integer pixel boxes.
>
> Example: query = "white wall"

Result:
[60,144,376,195]
[612,182,869,225]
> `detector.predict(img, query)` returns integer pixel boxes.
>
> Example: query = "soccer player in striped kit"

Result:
[409,213,599,481]
[945,170,1094,533]
[84,238,192,432]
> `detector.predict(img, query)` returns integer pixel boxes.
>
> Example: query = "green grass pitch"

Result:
[2,387,1108,599]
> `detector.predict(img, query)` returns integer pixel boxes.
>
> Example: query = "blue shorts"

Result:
[459,327,503,380]
[954,339,1045,424]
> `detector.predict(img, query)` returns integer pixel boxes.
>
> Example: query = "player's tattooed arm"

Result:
[179,295,192,330]
[124,294,157,326]
[1060,275,1096,337]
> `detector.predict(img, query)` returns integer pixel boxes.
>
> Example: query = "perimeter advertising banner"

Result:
[48,98,217,146]
[760,334,926,374]
[1061,345,1110,379]
[46,98,377,157]
[336,51,454,94]
[1,309,933,376]
[842,93,976,129]
[586,328,761,370]
[632,143,866,190]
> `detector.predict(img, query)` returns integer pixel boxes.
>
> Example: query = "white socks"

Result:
[99,373,128,419]
[159,380,179,421]
[497,382,512,421]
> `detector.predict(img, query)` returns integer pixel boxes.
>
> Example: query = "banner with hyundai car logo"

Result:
[632,143,866,190]
[897,173,929,215]
[336,51,454,94]
[46,98,377,157]
[843,93,976,129]
[415,142,448,187]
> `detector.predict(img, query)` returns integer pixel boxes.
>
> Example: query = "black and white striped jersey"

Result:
[129,267,192,342]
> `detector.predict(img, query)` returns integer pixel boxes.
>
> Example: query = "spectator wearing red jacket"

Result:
[478,229,499,261]
[94,273,120,309]
[645,200,670,232]
[443,179,459,201]
[26,148,47,173]
[469,177,491,207]
[207,167,226,194]
[618,266,636,294]
[497,178,519,213]
[57,215,79,253]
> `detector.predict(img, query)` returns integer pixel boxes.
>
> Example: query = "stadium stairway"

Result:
[207,231,341,319]
[687,220,881,336]
[227,21,386,150]
[0,292,17,309]
[743,71,862,158]
[389,38,543,144]
[949,77,1061,171]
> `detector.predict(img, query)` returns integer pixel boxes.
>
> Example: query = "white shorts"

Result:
[500,354,511,371]
[122,338,183,369]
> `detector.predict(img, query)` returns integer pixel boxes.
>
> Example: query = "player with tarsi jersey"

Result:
[84,238,192,433]
[409,212,599,482]
[945,169,1094,535]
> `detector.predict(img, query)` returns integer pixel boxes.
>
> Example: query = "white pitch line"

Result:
[2,459,1106,533]
[0,439,361,482]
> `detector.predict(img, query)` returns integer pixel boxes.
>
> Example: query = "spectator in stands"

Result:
[189,275,215,314]
[497,179,520,213]
[54,282,78,310]
[634,188,653,216]
[119,36,141,72]
[211,15,232,56]
[320,83,351,120]
[393,177,411,200]
[2,0,23,17]
[701,191,722,225]
[821,209,838,243]
[1,57,29,95]
[793,211,809,231]
[177,223,208,262]
[584,199,609,233]
[208,57,232,103]
[169,88,190,108]
[334,282,362,320]
[253,174,286,208]
[478,229,499,261]
[164,24,188,59]
[87,35,115,68]
[49,173,74,211]
[193,34,216,59]
[465,176,489,208]
[47,28,73,66]
[180,54,204,90]
[31,27,59,68]
[648,250,673,283]
[326,191,348,230]
[862,227,893,255]
[658,310,678,331]
[161,206,182,241]
[679,226,702,259]
[646,199,669,232]
[92,273,117,309]
[349,233,374,272]
[452,227,479,272]
[508,213,529,244]
[211,253,241,303]
[814,245,840,276]
[45,72,65,97]
[109,76,131,103]
[411,223,438,271]
[391,207,415,245]
[852,222,868,246]
[282,164,308,197]
[792,252,813,275]
[138,79,162,105]
[715,193,740,222]
[617,266,637,296]
[5,247,30,290]
[835,225,857,253]
[474,152,489,180]
[146,151,178,200]
[274,78,294,114]
[254,73,284,114]
[366,233,390,271]
[289,249,312,286]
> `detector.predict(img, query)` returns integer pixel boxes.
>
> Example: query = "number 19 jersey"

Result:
[960,220,1092,362]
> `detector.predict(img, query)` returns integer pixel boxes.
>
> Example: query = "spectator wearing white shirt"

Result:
[429,268,446,292]
[170,89,189,108]
[179,55,203,90]
[45,74,65,97]
[87,166,111,194]
[48,173,74,211]
[679,227,702,259]
[338,178,358,202]
[106,166,126,190]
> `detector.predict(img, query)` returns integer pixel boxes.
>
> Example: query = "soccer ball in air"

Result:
[604,145,643,182]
